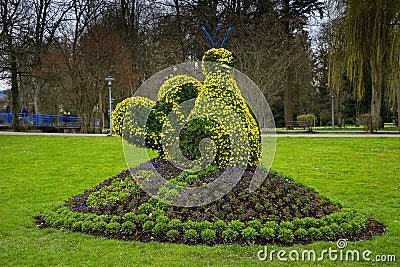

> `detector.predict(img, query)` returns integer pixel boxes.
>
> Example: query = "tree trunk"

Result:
[370,57,382,133]
[397,80,400,132]
[284,69,294,126]
[283,0,294,127]
[10,59,21,131]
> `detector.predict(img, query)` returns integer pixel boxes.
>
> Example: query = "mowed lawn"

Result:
[0,135,399,266]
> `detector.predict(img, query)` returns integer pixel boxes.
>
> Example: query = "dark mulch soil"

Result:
[64,159,339,223]
[35,158,386,246]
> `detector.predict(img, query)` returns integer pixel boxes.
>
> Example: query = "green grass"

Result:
[0,136,399,266]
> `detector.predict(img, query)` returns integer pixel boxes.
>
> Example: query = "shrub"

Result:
[71,221,83,231]
[279,221,294,230]
[157,75,200,100]
[221,229,238,243]
[192,84,261,170]
[106,222,120,235]
[142,221,155,233]
[122,212,136,223]
[264,221,279,232]
[166,229,180,241]
[110,215,121,224]
[294,228,308,240]
[136,214,150,225]
[259,227,275,241]
[229,220,245,232]
[152,222,168,236]
[151,209,165,220]
[156,215,169,224]
[82,221,94,233]
[93,221,107,233]
[63,217,75,228]
[297,113,317,130]
[358,113,382,132]
[168,219,183,231]
[52,218,64,228]
[242,227,258,241]
[112,96,156,140]
[159,80,202,106]
[303,217,322,228]
[195,221,213,232]
[183,220,196,230]
[247,220,262,231]
[320,226,333,239]
[293,218,306,230]
[278,228,294,243]
[213,220,227,233]
[85,214,97,222]
[121,221,136,235]
[331,223,343,237]
[201,229,216,244]
[138,203,154,215]
[184,229,199,243]
[308,227,322,240]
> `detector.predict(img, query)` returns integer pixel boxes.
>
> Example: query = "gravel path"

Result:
[1,131,399,138]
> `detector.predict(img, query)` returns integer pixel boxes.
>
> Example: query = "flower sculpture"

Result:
[37,21,378,247]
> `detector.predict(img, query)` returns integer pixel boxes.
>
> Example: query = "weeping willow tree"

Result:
[328,0,400,131]
[388,18,400,131]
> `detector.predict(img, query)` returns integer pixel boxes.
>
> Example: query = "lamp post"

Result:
[105,76,115,136]
[331,91,335,129]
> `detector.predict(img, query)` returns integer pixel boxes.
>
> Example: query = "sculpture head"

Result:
[202,48,235,78]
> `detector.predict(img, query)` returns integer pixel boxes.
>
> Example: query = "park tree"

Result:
[328,0,400,131]
[0,0,71,130]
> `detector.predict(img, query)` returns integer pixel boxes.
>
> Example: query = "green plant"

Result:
[138,203,154,215]
[229,220,245,232]
[136,214,149,225]
[247,220,262,231]
[320,226,333,239]
[122,212,136,223]
[152,222,168,236]
[331,223,343,237]
[294,228,308,240]
[195,221,213,232]
[213,220,227,233]
[293,218,306,229]
[93,221,107,233]
[110,216,121,224]
[259,227,275,241]
[241,227,258,241]
[121,221,136,235]
[183,220,196,230]
[279,221,294,230]
[106,222,120,235]
[155,215,169,224]
[278,228,294,243]
[166,229,180,241]
[201,229,216,244]
[151,209,165,220]
[221,229,238,243]
[112,96,156,147]
[157,75,200,100]
[81,221,94,233]
[142,221,155,233]
[297,113,317,130]
[168,219,183,231]
[71,221,83,231]
[308,227,322,240]
[264,221,279,232]
[184,229,198,243]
